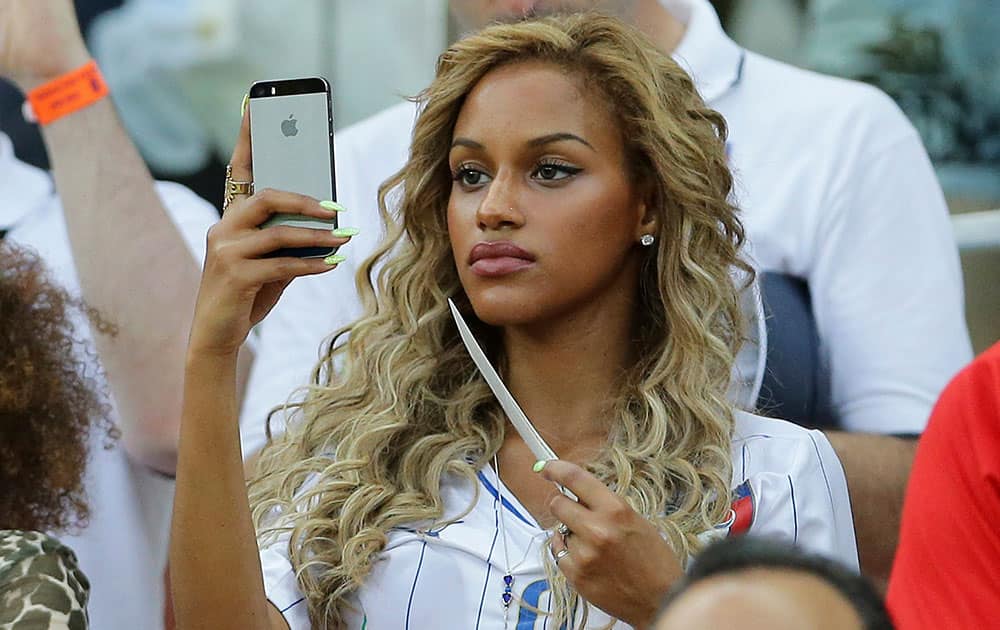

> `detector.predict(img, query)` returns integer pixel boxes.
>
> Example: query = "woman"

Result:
[172,13,856,630]
[0,242,114,629]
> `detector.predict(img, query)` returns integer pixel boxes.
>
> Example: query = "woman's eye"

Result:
[533,162,582,182]
[454,166,491,187]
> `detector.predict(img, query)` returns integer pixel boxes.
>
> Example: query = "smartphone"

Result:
[248,77,337,258]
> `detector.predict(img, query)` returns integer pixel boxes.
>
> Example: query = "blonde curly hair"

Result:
[249,12,751,628]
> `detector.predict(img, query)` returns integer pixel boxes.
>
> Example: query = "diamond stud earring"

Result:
[639,234,655,247]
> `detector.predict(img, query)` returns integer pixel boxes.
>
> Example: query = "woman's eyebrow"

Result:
[527,132,595,151]
[450,137,484,150]
[450,133,595,152]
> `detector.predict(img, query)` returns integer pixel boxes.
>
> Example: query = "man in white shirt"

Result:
[0,3,221,627]
[240,0,973,584]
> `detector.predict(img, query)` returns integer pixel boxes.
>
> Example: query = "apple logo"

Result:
[281,114,299,137]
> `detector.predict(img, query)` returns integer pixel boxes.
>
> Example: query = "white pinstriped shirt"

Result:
[259,410,857,629]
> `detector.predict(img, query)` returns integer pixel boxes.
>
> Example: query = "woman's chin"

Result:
[469,305,531,328]
[466,289,538,328]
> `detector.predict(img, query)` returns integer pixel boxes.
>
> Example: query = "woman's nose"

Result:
[476,175,525,230]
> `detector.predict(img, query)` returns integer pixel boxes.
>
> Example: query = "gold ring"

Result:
[223,164,254,212]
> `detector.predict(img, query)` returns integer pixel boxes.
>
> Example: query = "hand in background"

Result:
[0,0,91,90]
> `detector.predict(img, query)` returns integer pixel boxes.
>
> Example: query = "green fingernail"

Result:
[533,460,547,473]
[331,227,360,238]
[319,200,346,213]
[241,92,249,117]
[324,254,346,265]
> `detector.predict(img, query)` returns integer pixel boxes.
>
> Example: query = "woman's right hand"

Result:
[187,106,352,358]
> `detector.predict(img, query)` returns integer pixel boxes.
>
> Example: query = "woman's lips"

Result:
[471,257,535,276]
[468,241,536,277]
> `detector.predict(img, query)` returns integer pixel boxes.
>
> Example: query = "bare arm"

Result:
[0,0,251,474]
[172,349,276,629]
[43,95,230,475]
[170,108,351,627]
[824,431,916,591]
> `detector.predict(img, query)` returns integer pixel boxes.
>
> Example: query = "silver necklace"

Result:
[493,453,515,628]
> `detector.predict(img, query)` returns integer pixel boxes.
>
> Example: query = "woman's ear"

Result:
[633,185,659,242]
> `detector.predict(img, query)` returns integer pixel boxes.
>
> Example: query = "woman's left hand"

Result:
[537,459,683,630]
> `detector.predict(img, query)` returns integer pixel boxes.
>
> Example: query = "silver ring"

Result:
[557,522,571,537]
[554,548,570,563]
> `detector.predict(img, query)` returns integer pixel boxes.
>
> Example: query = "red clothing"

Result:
[887,342,1000,629]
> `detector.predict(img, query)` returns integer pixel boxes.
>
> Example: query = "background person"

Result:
[0,0,448,209]
[0,241,114,630]
[0,2,221,626]
[655,537,894,630]
[886,341,1000,629]
[239,0,973,586]
[0,0,122,172]
[85,0,448,208]
[171,14,855,629]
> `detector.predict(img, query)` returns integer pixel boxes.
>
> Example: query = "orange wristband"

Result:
[25,60,109,125]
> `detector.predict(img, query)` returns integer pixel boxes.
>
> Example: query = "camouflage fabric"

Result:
[0,530,89,630]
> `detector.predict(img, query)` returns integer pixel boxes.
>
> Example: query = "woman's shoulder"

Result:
[732,408,822,439]
[725,411,859,570]
[0,529,90,629]
[729,409,845,503]
[730,409,834,472]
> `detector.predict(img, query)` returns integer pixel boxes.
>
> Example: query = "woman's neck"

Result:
[500,297,637,456]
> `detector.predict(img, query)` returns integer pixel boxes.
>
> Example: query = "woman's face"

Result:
[447,61,653,328]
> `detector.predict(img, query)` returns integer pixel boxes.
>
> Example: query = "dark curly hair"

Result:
[0,241,118,533]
